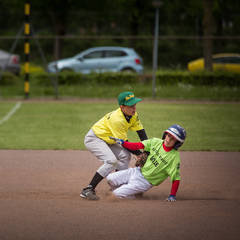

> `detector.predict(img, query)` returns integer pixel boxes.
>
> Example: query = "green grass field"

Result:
[0,101,239,151]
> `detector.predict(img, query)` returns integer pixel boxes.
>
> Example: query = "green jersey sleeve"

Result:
[142,138,154,151]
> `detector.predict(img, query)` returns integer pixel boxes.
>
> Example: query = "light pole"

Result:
[152,0,162,99]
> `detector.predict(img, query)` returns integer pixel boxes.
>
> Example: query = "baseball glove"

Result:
[135,151,149,167]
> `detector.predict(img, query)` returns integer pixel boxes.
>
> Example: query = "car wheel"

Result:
[121,68,135,73]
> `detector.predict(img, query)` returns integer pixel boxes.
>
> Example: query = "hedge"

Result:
[0,70,240,86]
[0,72,19,85]
[155,71,240,86]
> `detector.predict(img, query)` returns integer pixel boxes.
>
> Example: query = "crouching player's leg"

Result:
[107,167,152,199]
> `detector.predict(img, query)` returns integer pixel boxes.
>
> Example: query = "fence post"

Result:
[24,1,30,99]
[152,1,162,99]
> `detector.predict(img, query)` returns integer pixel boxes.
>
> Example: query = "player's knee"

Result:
[97,163,116,177]
[106,173,113,183]
[84,136,91,149]
[113,190,136,199]
[112,189,122,198]
[107,174,119,191]
[112,188,129,198]
[116,161,128,171]
[106,158,118,167]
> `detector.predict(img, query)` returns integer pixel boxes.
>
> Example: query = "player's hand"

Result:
[109,136,124,145]
[166,195,176,202]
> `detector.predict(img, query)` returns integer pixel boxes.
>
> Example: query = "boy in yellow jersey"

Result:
[80,91,148,200]
[107,124,186,201]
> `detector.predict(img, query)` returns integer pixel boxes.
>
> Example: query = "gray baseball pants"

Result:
[84,129,132,178]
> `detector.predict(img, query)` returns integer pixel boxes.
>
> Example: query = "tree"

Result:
[203,0,214,71]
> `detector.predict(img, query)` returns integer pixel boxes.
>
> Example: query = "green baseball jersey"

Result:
[141,138,181,186]
[92,108,143,144]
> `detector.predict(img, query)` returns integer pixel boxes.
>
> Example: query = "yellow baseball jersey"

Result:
[92,108,144,144]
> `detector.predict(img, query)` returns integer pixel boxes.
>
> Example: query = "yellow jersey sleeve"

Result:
[92,108,144,144]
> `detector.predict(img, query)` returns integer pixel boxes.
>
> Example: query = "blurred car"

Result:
[47,46,143,74]
[0,49,20,75]
[188,53,240,73]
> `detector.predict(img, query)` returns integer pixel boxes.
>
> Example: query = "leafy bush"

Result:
[154,71,240,86]
[0,72,19,85]
[2,70,240,87]
[35,72,139,86]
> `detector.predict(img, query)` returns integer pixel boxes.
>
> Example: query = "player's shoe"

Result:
[80,185,99,200]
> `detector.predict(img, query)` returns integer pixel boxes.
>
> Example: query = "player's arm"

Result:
[137,129,148,141]
[126,129,147,155]
[123,141,145,151]
[109,137,144,150]
[131,114,148,142]
[123,141,145,156]
[166,180,180,202]
[126,134,146,155]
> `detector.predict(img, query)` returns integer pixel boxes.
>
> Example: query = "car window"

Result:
[104,51,127,58]
[213,56,240,64]
[213,57,228,63]
[226,57,240,64]
[83,51,103,59]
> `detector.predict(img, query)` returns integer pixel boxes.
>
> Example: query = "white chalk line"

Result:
[0,102,22,125]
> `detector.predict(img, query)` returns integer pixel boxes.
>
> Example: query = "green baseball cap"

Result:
[118,91,142,106]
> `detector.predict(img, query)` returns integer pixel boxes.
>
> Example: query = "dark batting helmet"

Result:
[162,124,186,150]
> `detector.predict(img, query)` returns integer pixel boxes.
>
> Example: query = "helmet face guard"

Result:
[162,124,186,150]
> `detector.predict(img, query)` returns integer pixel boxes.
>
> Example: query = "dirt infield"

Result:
[0,150,239,240]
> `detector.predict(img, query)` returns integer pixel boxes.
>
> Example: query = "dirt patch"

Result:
[0,150,239,240]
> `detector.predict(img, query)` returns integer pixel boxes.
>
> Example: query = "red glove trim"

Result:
[122,141,144,151]
[170,180,180,196]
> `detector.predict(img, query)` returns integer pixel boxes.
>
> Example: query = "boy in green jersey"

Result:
[107,124,186,201]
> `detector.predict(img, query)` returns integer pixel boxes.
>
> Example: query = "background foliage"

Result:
[0,70,239,101]
[0,0,239,69]
[1,71,240,87]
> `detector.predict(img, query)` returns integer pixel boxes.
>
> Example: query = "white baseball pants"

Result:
[84,129,132,178]
[106,167,153,198]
